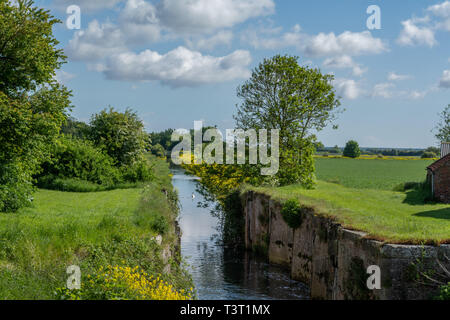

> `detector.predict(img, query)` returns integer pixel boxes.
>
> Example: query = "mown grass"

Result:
[245,180,450,244]
[0,155,192,299]
[315,158,433,190]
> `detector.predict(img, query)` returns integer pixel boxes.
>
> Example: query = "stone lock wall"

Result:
[243,191,450,300]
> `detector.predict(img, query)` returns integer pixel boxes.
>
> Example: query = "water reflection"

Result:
[172,168,310,300]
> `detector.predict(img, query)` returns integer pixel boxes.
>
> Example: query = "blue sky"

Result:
[37,0,450,148]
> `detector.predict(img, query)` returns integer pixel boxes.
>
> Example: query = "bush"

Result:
[0,162,35,212]
[437,283,450,300]
[343,140,361,158]
[39,136,122,187]
[120,158,154,183]
[281,199,305,229]
[421,151,437,159]
[89,108,148,167]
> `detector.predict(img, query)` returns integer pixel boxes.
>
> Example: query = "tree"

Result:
[0,0,65,96]
[89,108,147,166]
[234,55,341,187]
[343,140,361,158]
[435,104,450,143]
[0,1,70,212]
[61,117,90,140]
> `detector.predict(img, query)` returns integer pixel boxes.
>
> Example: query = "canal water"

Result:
[172,168,310,300]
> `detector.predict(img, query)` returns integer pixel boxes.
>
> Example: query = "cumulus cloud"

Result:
[157,0,275,33]
[427,1,450,18]
[440,70,450,88]
[323,55,366,76]
[333,79,362,100]
[119,0,161,44]
[103,47,252,87]
[372,82,396,99]
[52,0,124,12]
[387,72,412,81]
[67,20,127,61]
[304,31,387,57]
[397,17,436,47]
[54,70,76,84]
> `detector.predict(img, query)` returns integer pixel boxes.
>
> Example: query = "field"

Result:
[0,156,191,299]
[247,157,450,244]
[315,158,434,190]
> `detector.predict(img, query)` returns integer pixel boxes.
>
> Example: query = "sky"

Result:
[36,0,450,148]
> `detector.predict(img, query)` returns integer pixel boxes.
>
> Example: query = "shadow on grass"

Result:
[413,208,450,220]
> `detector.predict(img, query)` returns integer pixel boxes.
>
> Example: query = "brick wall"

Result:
[432,161,450,203]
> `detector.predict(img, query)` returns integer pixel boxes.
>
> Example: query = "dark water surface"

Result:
[172,169,310,300]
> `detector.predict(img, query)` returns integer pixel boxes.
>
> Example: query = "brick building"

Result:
[427,144,450,203]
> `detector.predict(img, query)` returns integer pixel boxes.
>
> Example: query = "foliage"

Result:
[234,54,341,187]
[435,104,450,143]
[61,117,90,140]
[56,266,193,300]
[149,129,177,152]
[421,151,438,159]
[0,85,70,211]
[0,0,70,212]
[0,156,193,299]
[437,284,450,300]
[151,143,166,158]
[343,140,361,158]
[0,0,65,95]
[39,135,121,187]
[120,157,154,183]
[89,108,148,167]
[281,199,305,229]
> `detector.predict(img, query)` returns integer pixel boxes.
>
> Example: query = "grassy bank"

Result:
[244,158,450,245]
[0,155,193,299]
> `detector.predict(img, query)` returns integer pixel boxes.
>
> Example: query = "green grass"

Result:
[244,157,450,244]
[315,158,433,190]
[246,181,450,244]
[0,155,191,299]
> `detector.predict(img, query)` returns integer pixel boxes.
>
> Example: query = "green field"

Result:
[0,156,191,299]
[247,157,450,244]
[315,158,433,190]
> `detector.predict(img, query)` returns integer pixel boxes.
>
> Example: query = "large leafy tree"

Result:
[435,104,450,143]
[0,0,70,212]
[89,108,148,166]
[234,55,341,187]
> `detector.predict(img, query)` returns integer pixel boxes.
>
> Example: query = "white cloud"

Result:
[185,31,234,51]
[67,20,127,61]
[440,70,450,88]
[304,31,387,57]
[409,90,428,99]
[245,24,304,50]
[387,72,412,81]
[119,0,161,44]
[103,47,252,87]
[323,55,366,76]
[397,18,437,47]
[427,1,450,18]
[372,82,396,98]
[158,0,275,33]
[52,0,124,12]
[333,79,362,100]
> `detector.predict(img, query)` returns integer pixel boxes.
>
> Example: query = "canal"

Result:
[172,168,310,300]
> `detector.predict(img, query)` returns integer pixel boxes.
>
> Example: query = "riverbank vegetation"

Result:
[0,155,193,299]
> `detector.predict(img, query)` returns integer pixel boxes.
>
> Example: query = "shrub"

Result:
[437,283,450,300]
[120,157,154,183]
[89,108,147,166]
[0,161,34,212]
[55,266,193,300]
[343,140,361,158]
[39,136,122,187]
[421,151,437,159]
[281,199,305,229]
